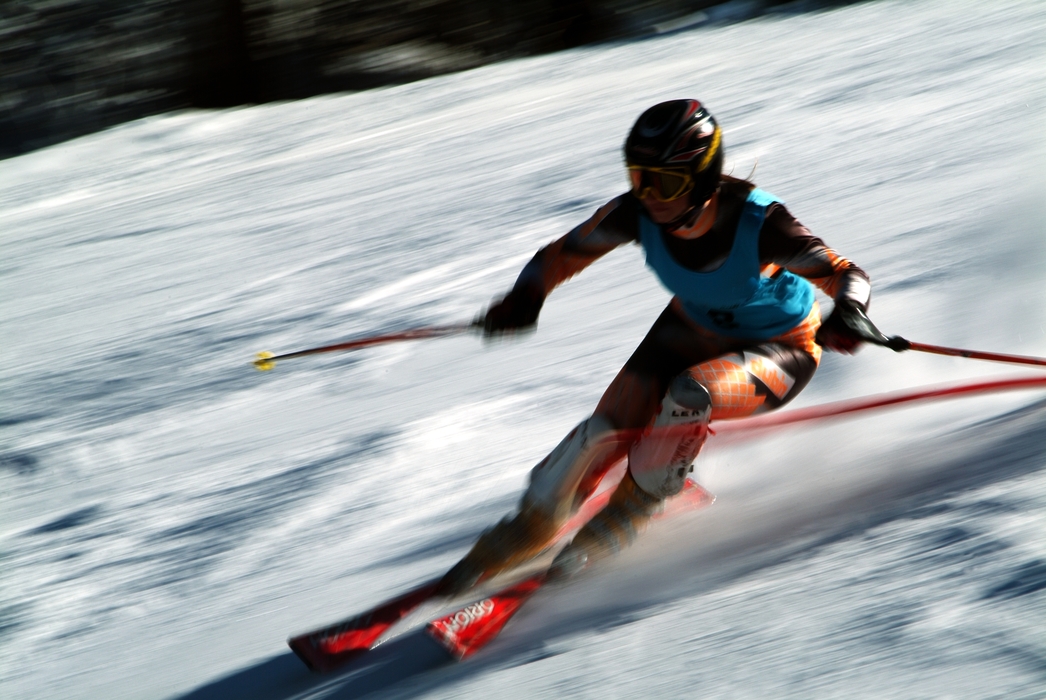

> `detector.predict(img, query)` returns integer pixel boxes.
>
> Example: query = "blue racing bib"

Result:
[639,188,814,340]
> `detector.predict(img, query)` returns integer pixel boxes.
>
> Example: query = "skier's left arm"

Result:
[759,204,888,353]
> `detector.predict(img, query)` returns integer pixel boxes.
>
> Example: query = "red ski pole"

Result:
[254,320,481,370]
[882,336,1046,369]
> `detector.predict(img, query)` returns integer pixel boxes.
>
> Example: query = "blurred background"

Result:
[1,0,864,159]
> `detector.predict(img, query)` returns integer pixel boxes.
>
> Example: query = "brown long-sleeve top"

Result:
[510,177,871,312]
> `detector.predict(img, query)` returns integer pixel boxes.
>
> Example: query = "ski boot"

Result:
[436,500,560,596]
[548,470,663,580]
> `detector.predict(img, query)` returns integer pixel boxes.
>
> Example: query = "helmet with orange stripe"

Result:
[624,100,723,209]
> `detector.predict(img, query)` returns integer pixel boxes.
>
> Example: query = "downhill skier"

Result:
[436,99,886,595]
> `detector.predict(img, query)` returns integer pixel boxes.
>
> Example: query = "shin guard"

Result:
[629,372,712,499]
[437,415,617,596]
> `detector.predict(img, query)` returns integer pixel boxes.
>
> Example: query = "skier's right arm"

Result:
[482,196,637,335]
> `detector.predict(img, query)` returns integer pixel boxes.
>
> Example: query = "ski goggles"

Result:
[627,166,694,202]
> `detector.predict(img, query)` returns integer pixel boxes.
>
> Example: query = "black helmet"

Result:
[624,100,723,207]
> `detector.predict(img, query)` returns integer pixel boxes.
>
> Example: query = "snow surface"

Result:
[2,0,1045,698]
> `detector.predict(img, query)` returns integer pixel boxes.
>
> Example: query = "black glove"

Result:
[481,284,545,336]
[815,299,889,354]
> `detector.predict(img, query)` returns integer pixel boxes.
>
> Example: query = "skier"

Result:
[437,99,887,596]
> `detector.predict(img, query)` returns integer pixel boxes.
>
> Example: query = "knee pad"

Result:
[629,373,712,498]
[522,415,617,523]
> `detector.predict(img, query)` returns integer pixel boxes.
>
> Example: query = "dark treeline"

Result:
[0,0,862,159]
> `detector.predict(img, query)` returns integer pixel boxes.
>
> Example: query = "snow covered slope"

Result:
[2,0,1044,698]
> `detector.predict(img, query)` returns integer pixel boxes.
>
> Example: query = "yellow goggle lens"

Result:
[627,167,693,202]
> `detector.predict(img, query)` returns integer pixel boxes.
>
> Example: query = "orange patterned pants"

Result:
[595,299,822,429]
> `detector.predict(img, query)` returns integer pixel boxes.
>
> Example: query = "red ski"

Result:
[288,460,641,672]
[288,471,711,672]
[425,478,715,660]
